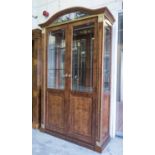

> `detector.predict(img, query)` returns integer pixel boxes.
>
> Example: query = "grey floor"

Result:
[32,129,123,155]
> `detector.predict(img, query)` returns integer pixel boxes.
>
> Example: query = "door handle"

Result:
[67,74,71,78]
[63,74,68,78]
[64,74,71,78]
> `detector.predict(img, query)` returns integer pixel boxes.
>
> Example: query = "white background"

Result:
[0,0,155,155]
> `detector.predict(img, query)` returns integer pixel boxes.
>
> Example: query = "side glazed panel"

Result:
[100,20,112,144]
[68,95,93,143]
[46,93,65,133]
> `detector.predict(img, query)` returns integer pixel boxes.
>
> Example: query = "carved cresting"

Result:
[39,7,115,28]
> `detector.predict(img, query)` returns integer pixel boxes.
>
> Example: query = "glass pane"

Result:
[117,13,123,101]
[103,23,111,92]
[116,13,123,137]
[72,23,94,92]
[48,29,65,89]
[53,11,89,24]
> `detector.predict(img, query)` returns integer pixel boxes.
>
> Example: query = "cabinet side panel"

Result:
[100,19,112,145]
[101,94,110,142]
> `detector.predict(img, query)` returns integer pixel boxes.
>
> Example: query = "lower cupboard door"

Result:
[67,94,95,144]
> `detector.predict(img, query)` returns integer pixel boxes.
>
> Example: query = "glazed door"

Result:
[67,18,97,144]
[45,18,97,143]
[45,25,67,134]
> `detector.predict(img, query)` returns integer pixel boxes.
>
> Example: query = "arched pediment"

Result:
[39,7,115,27]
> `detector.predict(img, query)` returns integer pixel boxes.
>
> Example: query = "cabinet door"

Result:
[67,18,97,144]
[45,26,67,134]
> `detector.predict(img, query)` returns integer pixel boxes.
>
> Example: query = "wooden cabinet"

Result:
[37,7,115,152]
[32,29,42,128]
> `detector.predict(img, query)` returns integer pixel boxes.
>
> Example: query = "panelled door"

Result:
[45,18,97,144]
[46,25,67,134]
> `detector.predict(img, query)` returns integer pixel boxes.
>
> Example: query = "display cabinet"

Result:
[39,7,115,152]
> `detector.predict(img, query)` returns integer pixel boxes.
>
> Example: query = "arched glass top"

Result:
[53,11,89,24]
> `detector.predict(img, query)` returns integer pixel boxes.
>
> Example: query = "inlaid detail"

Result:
[41,123,45,128]
[42,28,45,34]
[98,14,104,23]
[96,141,102,147]
[33,59,37,65]
[33,90,38,97]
